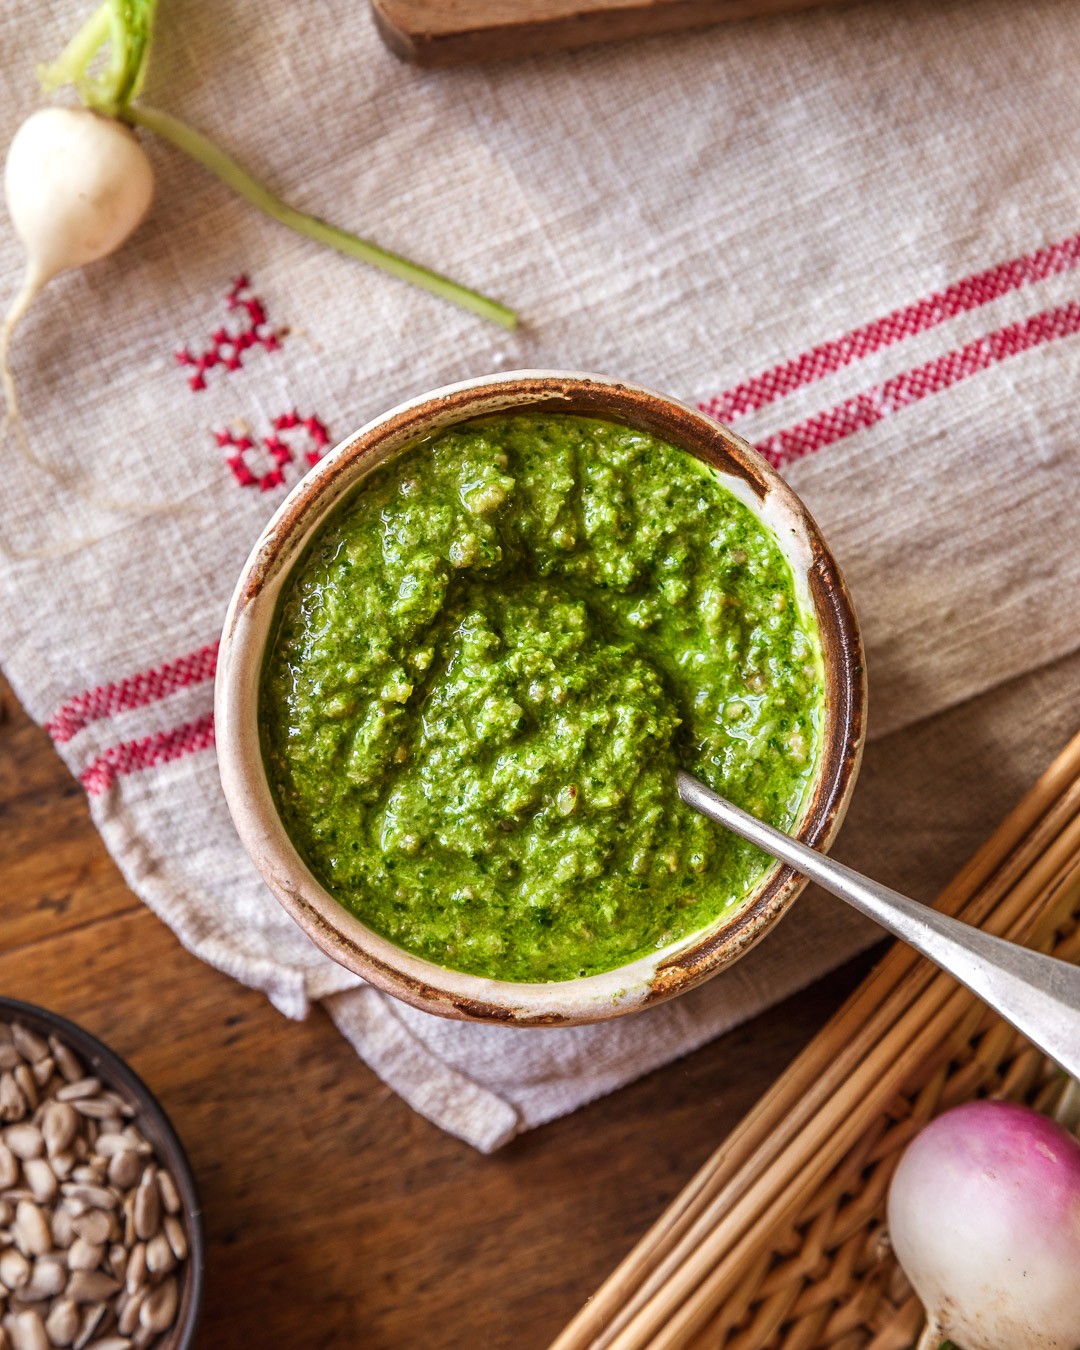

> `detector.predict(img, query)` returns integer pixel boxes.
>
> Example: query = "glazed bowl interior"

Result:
[0,997,204,1349]
[216,371,865,1026]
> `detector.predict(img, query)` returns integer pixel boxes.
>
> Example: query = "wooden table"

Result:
[0,673,872,1349]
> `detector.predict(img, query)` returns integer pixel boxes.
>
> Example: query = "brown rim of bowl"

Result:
[0,997,205,1349]
[216,371,866,1026]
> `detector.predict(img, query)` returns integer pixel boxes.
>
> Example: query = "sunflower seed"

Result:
[71,1163,107,1188]
[99,1097,132,1123]
[0,1147,17,1191]
[66,1240,104,1274]
[21,1163,55,1207]
[86,1339,131,1350]
[131,1176,157,1245]
[45,1299,80,1347]
[0,1079,26,1125]
[70,1103,116,1124]
[9,1073,34,1118]
[50,1151,75,1182]
[4,1128,42,1164]
[42,1104,79,1159]
[71,1211,110,1248]
[54,1083,99,1105]
[12,1204,49,1258]
[60,1187,116,1212]
[0,1250,29,1293]
[143,1234,174,1278]
[72,1304,106,1350]
[28,1060,52,1092]
[154,1173,179,1219]
[161,1215,186,1264]
[122,1246,144,1300]
[115,1287,143,1339]
[137,1275,176,1335]
[104,1154,139,1193]
[117,1133,149,1158]
[50,1205,75,1250]
[22,1255,66,1302]
[105,1246,127,1284]
[8,1310,48,1350]
[9,1030,47,1069]
[0,1048,20,1075]
[89,1138,129,1161]
[47,1042,84,1088]
[65,1272,120,1305]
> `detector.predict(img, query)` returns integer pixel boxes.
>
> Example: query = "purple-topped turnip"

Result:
[887,1099,1080,1349]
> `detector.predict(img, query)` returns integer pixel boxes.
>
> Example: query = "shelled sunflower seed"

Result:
[0,1023,188,1350]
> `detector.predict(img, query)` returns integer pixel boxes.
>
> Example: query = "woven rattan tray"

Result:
[553,731,1080,1350]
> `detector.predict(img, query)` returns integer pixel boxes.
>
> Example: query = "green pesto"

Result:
[261,415,823,983]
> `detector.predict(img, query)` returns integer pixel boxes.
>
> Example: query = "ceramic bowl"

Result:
[0,997,204,1348]
[216,371,866,1025]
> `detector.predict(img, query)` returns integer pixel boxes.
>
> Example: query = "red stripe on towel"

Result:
[81,713,216,796]
[46,642,219,744]
[698,232,1080,424]
[754,299,1080,467]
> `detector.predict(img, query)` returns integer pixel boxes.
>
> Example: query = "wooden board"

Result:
[0,673,871,1348]
[372,0,857,66]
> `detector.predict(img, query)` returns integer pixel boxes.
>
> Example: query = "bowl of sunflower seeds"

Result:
[0,998,203,1350]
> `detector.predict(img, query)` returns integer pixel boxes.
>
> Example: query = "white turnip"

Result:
[0,106,177,543]
[4,106,153,351]
[2,106,153,428]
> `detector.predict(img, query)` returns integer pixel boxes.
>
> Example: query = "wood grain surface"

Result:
[0,672,872,1349]
[371,0,856,66]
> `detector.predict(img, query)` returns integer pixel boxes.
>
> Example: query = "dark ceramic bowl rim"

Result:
[217,370,867,1025]
[0,997,204,1350]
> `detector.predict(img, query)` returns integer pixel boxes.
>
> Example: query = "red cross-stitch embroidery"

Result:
[265,411,331,468]
[215,412,331,491]
[175,276,282,391]
[215,427,289,492]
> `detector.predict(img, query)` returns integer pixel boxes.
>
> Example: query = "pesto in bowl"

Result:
[260,413,824,984]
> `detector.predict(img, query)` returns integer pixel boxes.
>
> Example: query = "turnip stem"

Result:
[38,4,113,98]
[126,103,519,331]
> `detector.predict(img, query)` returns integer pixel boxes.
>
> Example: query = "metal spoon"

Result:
[678,771,1080,1080]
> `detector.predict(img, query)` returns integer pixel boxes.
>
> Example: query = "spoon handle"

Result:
[678,771,1080,1080]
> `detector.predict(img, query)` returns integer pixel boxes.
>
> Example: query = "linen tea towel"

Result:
[2,0,1080,1150]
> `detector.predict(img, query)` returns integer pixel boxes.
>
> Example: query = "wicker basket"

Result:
[553,732,1080,1350]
